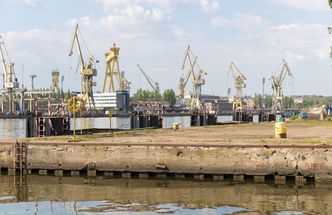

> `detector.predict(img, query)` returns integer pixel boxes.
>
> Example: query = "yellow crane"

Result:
[181,45,206,112]
[269,59,293,112]
[102,43,124,93]
[227,62,247,114]
[68,24,98,109]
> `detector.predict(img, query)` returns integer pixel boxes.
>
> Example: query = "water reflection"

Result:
[0,175,331,214]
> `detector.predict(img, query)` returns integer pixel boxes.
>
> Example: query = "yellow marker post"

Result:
[68,96,83,142]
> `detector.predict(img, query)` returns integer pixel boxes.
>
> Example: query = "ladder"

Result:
[14,141,27,175]
[13,141,28,202]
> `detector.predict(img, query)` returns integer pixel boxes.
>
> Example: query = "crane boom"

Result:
[228,62,246,81]
[69,24,84,68]
[137,64,159,92]
[277,59,293,85]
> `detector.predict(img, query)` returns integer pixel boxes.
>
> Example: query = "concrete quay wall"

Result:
[0,142,331,181]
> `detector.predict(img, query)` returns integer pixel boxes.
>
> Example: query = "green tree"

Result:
[163,89,177,108]
[252,93,262,109]
[283,96,294,109]
[132,89,145,100]
[64,90,71,100]
[263,95,273,109]
[133,88,163,100]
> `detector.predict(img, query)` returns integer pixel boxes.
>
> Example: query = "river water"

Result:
[0,175,331,214]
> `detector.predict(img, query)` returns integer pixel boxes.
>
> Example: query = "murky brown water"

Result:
[0,175,331,214]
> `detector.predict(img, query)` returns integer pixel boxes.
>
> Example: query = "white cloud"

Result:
[284,51,306,62]
[210,16,229,27]
[210,14,267,30]
[199,0,219,12]
[6,0,40,7]
[172,26,188,38]
[313,48,329,60]
[273,0,328,11]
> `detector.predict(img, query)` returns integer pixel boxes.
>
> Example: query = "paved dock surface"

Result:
[5,121,332,147]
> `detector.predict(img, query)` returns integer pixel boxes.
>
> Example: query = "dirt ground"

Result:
[20,120,332,145]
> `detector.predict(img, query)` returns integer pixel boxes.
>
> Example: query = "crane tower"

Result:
[269,59,293,113]
[102,43,124,93]
[228,62,247,99]
[69,24,98,109]
[227,62,247,115]
[51,70,60,93]
[0,36,23,112]
[181,45,206,112]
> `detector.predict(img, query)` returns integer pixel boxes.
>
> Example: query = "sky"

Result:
[0,0,332,96]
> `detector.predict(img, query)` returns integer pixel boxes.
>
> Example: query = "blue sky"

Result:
[1,0,332,96]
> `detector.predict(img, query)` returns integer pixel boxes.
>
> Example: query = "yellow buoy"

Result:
[275,122,287,138]
[173,123,180,130]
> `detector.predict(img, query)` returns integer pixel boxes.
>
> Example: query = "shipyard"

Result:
[1,0,332,214]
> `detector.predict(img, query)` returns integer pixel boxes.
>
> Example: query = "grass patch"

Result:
[18,128,158,142]
[289,119,332,126]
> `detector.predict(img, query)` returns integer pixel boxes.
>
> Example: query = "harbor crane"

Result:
[227,62,247,114]
[69,24,98,109]
[269,59,293,113]
[102,43,125,93]
[0,36,22,112]
[137,64,160,94]
[181,45,206,112]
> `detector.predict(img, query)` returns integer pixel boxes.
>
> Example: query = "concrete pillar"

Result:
[175,173,185,179]
[39,169,48,176]
[254,175,265,183]
[87,170,96,177]
[274,175,286,185]
[104,171,114,176]
[71,170,80,176]
[27,170,32,175]
[139,172,149,179]
[121,172,131,179]
[55,170,63,177]
[234,175,244,182]
[156,173,167,179]
[8,169,15,176]
[213,175,224,181]
[194,174,204,180]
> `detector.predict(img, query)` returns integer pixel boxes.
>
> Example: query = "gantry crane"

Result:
[0,36,21,112]
[227,62,247,114]
[181,45,206,112]
[269,59,293,113]
[137,64,160,94]
[102,43,125,93]
[69,24,98,109]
